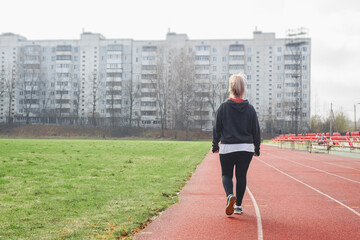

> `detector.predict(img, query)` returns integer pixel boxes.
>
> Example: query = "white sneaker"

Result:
[234,204,243,215]
[225,194,237,215]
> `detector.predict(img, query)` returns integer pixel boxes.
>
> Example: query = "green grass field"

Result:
[0,139,210,239]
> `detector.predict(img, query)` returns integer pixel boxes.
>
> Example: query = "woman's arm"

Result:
[212,106,222,153]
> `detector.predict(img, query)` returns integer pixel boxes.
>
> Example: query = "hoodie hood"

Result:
[226,99,249,112]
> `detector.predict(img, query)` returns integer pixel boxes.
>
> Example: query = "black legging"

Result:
[220,151,253,206]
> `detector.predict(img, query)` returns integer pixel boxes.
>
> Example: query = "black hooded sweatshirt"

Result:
[212,99,261,155]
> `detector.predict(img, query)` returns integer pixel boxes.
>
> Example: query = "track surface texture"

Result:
[135,145,360,240]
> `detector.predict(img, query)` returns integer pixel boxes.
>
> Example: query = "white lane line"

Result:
[258,158,360,217]
[285,159,360,184]
[246,186,263,240]
[310,160,360,172]
[267,153,360,184]
[298,153,360,172]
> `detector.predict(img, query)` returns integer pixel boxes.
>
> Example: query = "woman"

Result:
[212,73,260,215]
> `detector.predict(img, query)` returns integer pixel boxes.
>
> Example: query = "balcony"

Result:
[229,51,244,56]
[229,60,245,65]
[195,60,210,65]
[195,69,210,74]
[195,50,210,56]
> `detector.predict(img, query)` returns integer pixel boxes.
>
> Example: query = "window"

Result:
[222,56,227,62]
[196,74,210,79]
[108,45,123,51]
[229,55,244,61]
[247,56,252,62]
[195,46,210,51]
[56,55,72,60]
[142,65,157,70]
[107,72,122,78]
[141,111,156,116]
[56,45,72,51]
[277,56,281,61]
[277,93,281,98]
[107,63,120,69]
[229,44,244,51]
[277,47,282,52]
[142,46,157,52]
[195,56,209,61]
[195,65,210,71]
[213,66,217,71]
[141,74,157,79]
[229,65,244,70]
[141,92,156,98]
[212,57,217,62]
[141,101,156,107]
[277,84,282,89]
[142,56,155,61]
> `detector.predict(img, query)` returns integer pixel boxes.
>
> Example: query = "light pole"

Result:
[355,103,360,132]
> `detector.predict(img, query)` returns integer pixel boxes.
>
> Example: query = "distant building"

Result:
[0,31,311,132]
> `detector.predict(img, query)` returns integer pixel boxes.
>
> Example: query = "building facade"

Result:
[0,30,311,132]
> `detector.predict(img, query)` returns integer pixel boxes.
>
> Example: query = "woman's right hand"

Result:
[212,145,219,153]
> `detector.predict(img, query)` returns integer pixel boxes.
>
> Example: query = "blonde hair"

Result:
[229,73,247,98]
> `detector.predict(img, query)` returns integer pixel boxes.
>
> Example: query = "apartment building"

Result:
[0,30,311,132]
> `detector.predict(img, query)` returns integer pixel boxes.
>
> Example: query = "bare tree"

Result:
[170,48,196,140]
[123,78,140,127]
[18,46,43,124]
[38,72,50,124]
[0,65,17,125]
[55,72,71,124]
[87,72,104,126]
[147,51,168,137]
[71,76,81,125]
[205,77,228,127]
[105,73,122,127]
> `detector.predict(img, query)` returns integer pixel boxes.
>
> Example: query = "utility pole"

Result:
[330,103,333,136]
[355,103,360,132]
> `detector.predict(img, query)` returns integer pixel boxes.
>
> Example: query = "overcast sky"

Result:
[1,0,360,119]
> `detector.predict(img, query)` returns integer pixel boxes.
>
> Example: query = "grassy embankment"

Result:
[0,139,210,239]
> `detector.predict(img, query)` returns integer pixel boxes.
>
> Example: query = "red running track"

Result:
[135,145,360,240]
